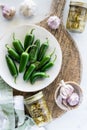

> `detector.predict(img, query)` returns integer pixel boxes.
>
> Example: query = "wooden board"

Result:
[13,0,81,119]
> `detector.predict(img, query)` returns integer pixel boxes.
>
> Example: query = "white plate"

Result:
[0,24,62,92]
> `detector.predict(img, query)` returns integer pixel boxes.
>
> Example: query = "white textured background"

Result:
[0,0,87,130]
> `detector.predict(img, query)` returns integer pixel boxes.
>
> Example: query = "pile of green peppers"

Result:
[5,29,56,84]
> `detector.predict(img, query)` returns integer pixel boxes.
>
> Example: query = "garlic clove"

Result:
[47,16,60,30]
[56,95,69,111]
[59,81,74,99]
[56,95,64,108]
[67,92,80,106]
[1,5,16,20]
[62,99,70,110]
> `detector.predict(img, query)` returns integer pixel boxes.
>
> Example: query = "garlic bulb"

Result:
[1,5,16,20]
[60,80,74,99]
[19,0,36,17]
[67,93,80,106]
[47,16,60,30]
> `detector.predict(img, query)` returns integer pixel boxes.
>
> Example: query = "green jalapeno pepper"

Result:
[34,39,40,48]
[19,52,29,73]
[34,39,40,57]
[19,45,34,73]
[41,55,57,71]
[6,55,18,83]
[30,72,49,84]
[38,38,49,61]
[33,61,40,69]
[29,46,38,63]
[24,29,35,50]
[12,33,24,55]
[5,44,20,62]
[37,56,50,70]
[37,49,55,70]
[23,63,36,81]
[29,39,40,63]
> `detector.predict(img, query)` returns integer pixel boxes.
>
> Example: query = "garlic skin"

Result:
[67,93,80,106]
[19,0,36,17]
[1,5,16,20]
[47,16,60,30]
[60,84,74,99]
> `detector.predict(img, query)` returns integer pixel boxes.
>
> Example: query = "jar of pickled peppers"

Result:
[25,91,52,127]
[66,1,87,33]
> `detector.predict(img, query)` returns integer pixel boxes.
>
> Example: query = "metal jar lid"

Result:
[70,1,87,9]
[25,91,43,104]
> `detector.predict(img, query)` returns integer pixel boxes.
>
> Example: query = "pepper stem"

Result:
[30,28,35,34]
[5,44,9,50]
[53,54,57,63]
[13,33,15,40]
[25,45,36,52]
[45,74,50,78]
[14,77,16,84]
[46,37,49,44]
[50,48,56,58]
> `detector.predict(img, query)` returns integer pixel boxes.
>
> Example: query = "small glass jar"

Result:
[25,91,52,127]
[66,1,87,33]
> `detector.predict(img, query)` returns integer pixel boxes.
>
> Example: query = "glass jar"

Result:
[66,1,87,33]
[25,91,52,127]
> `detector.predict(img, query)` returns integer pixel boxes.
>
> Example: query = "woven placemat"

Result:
[0,0,81,119]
